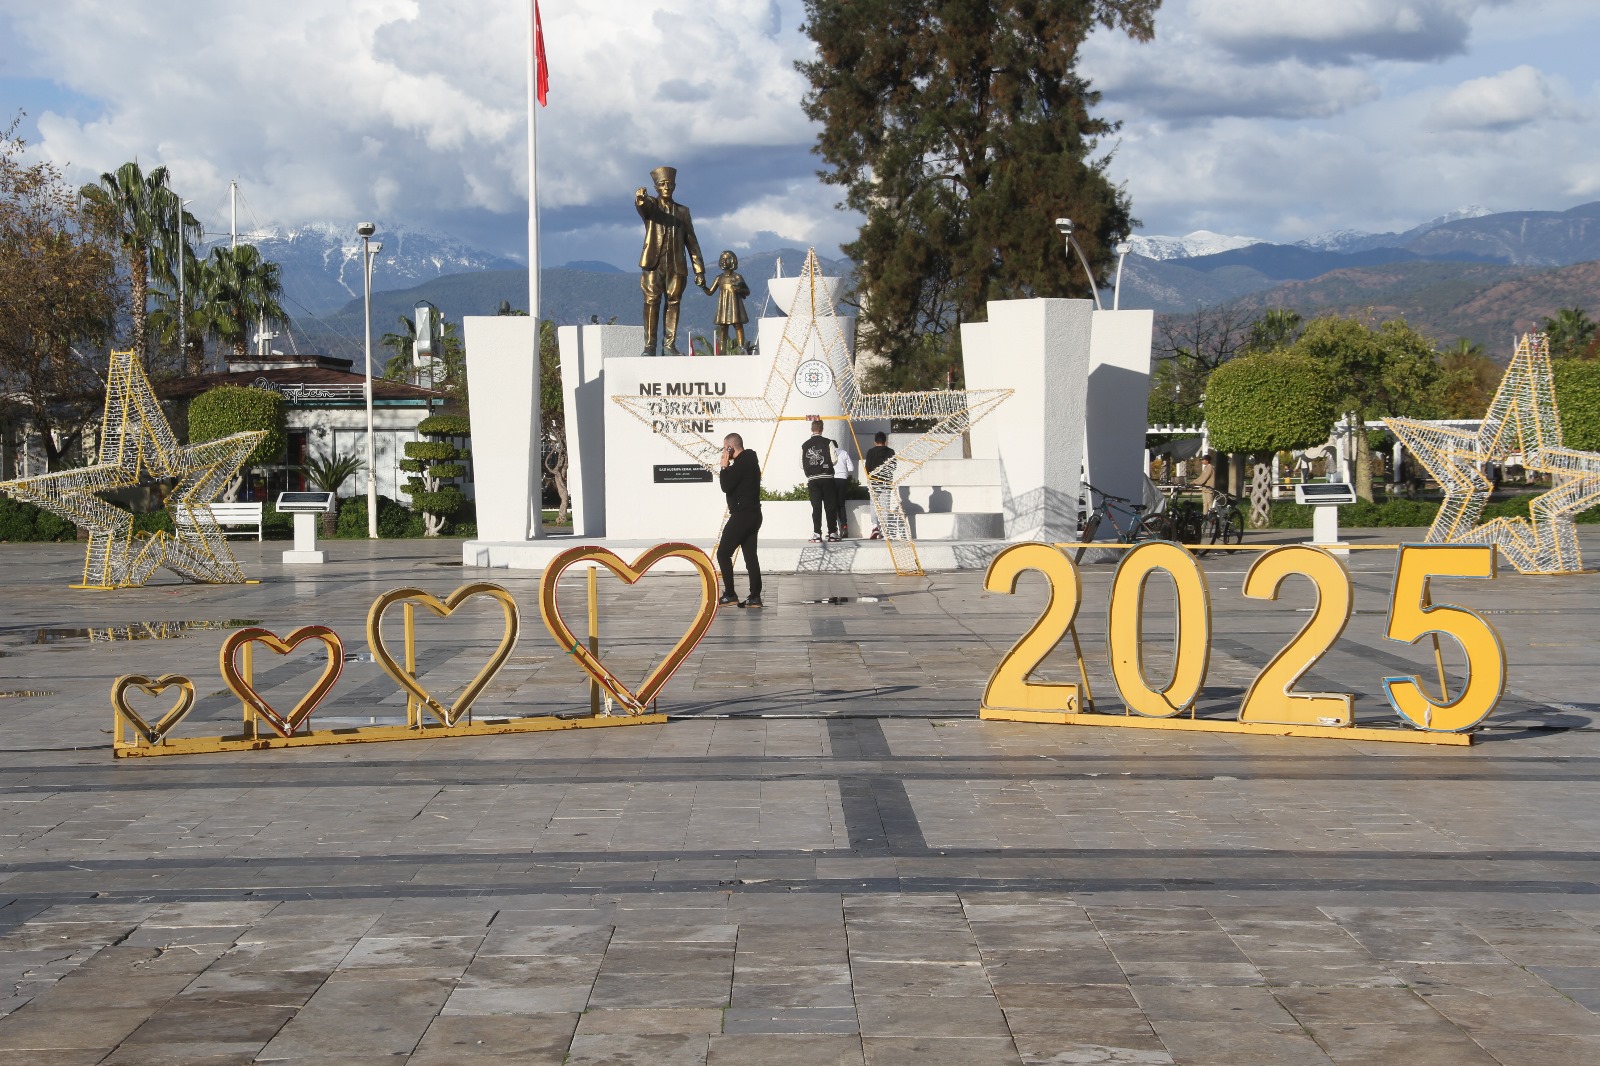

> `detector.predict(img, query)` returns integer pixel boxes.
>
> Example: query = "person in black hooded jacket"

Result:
[717,433,763,608]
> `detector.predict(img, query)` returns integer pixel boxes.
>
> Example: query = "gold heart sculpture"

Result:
[112,673,196,746]
[367,582,520,727]
[538,542,718,714]
[219,625,344,737]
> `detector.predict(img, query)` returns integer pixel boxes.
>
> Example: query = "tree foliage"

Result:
[1437,338,1499,419]
[193,245,288,362]
[1543,307,1597,360]
[1555,360,1600,452]
[1204,350,1336,456]
[79,161,197,371]
[1148,302,1258,426]
[1288,315,1444,422]
[187,385,285,465]
[799,0,1159,385]
[0,119,120,470]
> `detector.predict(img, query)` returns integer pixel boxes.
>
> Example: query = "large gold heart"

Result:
[111,673,196,746]
[366,582,519,726]
[538,542,718,714]
[219,625,344,737]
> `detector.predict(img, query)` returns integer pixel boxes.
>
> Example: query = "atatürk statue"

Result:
[635,165,705,357]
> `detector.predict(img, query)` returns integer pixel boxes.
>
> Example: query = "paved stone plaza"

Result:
[1,532,1598,1065]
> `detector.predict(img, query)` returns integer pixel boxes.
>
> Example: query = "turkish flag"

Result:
[534,1,549,106]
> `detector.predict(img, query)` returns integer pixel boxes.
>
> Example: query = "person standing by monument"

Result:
[717,433,763,609]
[864,432,895,539]
[801,419,840,543]
[636,166,705,357]
[831,441,855,539]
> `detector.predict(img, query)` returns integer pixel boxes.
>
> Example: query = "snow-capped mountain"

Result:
[220,222,523,315]
[1295,206,1494,254]
[1125,230,1265,261]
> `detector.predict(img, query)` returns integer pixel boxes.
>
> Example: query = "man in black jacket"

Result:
[800,420,839,542]
[717,433,763,609]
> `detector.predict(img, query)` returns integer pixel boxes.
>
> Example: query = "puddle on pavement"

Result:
[21,619,262,644]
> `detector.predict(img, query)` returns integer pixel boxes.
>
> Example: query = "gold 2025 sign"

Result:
[981,542,1505,743]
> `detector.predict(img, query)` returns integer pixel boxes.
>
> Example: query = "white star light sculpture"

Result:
[0,350,265,589]
[613,249,1012,575]
[1388,332,1600,574]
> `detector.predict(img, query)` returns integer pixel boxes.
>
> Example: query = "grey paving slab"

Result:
[1,539,1599,1061]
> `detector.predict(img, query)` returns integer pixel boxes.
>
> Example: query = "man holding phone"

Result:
[717,433,763,609]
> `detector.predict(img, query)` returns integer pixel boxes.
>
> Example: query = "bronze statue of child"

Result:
[703,250,751,354]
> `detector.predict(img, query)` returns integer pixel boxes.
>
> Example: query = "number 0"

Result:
[1108,541,1211,717]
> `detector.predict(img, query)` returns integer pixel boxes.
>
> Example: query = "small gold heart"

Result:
[367,582,520,726]
[219,626,344,737]
[538,542,718,714]
[111,674,196,746]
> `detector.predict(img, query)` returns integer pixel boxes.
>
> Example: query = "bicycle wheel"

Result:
[1133,513,1173,542]
[1194,514,1219,557]
[1222,510,1244,546]
[1072,514,1103,564]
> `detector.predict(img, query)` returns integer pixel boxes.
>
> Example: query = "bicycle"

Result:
[1074,484,1172,563]
[1193,489,1245,557]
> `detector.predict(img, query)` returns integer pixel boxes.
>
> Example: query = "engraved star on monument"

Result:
[611,249,1011,575]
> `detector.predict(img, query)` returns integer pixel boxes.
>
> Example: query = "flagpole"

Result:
[527,0,544,539]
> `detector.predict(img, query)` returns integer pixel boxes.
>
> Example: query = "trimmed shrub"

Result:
[187,386,286,464]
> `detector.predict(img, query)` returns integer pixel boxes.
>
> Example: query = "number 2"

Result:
[981,543,1083,714]
[1238,546,1354,726]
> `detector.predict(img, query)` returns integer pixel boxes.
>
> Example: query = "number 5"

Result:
[1382,544,1506,732]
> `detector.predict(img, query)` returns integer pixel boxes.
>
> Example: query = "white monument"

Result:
[461,250,1153,572]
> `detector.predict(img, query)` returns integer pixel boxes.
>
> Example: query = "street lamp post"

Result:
[177,199,193,370]
[1054,217,1104,311]
[358,223,382,539]
[1112,240,1132,311]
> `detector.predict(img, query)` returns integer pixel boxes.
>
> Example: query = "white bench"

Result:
[176,502,264,540]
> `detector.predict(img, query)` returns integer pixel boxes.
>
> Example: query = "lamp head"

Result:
[1115,241,1131,255]
[1054,217,1074,236]
[356,221,376,238]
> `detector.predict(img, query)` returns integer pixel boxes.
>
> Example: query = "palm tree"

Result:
[1543,307,1597,359]
[79,162,198,369]
[148,246,209,375]
[1247,308,1303,352]
[193,245,288,363]
[303,449,365,536]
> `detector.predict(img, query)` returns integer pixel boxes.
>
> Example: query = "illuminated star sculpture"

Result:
[612,249,1012,575]
[1388,332,1600,573]
[0,350,265,589]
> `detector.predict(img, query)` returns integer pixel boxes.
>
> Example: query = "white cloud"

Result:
[9,0,822,258]
[1428,65,1564,130]
[1190,0,1503,64]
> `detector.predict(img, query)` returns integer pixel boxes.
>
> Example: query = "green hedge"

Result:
[0,496,77,542]
[1265,494,1600,528]
[1555,361,1600,452]
[188,386,286,465]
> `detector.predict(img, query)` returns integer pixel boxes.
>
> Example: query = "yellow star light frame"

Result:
[612,249,1012,575]
[1388,332,1600,574]
[0,350,265,588]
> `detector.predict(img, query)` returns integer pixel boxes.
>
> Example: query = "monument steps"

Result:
[464,536,1014,574]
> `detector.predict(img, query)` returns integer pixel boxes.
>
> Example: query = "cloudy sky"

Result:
[3,0,1598,268]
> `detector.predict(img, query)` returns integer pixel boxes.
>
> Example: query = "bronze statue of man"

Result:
[635,166,705,356]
